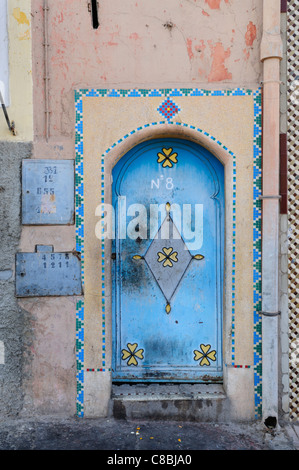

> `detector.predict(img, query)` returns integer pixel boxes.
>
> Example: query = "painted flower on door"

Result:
[157,147,178,168]
[194,344,217,366]
[157,247,178,267]
[121,343,144,366]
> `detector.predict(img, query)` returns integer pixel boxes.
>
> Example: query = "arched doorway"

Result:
[111,138,224,382]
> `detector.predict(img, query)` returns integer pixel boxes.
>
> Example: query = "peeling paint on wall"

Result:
[245,21,257,47]
[12,8,31,49]
[205,0,229,10]
[40,194,56,214]
[186,38,194,60]
[31,0,262,144]
[208,41,232,82]
[19,29,31,41]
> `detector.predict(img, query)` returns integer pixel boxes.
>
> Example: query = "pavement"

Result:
[0,416,298,454]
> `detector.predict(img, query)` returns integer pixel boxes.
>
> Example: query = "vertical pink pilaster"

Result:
[260,0,283,426]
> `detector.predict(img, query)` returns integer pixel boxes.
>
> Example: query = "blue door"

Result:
[112,138,224,382]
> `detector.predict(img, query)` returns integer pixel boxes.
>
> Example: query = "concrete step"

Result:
[110,384,230,421]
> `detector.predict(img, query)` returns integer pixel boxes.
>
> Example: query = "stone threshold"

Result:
[112,383,226,401]
[110,383,230,421]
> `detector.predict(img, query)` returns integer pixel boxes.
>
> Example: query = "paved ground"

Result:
[0,416,298,452]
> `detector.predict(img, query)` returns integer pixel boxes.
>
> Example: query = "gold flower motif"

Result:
[157,247,178,268]
[194,344,216,366]
[121,343,144,366]
[157,148,178,168]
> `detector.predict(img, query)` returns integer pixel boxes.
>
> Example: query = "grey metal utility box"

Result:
[22,159,74,225]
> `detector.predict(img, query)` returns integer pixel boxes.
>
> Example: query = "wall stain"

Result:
[19,29,31,41]
[13,7,30,26]
[129,32,140,41]
[186,38,194,60]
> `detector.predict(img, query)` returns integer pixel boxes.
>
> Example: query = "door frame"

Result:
[75,87,262,420]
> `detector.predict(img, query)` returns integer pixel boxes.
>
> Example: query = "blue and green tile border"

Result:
[252,88,262,418]
[74,87,262,418]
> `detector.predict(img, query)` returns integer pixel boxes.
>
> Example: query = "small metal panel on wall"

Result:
[22,159,75,225]
[19,159,81,297]
[15,245,82,297]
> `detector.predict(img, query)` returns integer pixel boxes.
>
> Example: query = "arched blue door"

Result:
[112,138,224,382]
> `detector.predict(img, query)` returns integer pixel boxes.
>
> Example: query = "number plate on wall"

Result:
[15,246,82,297]
[22,159,74,225]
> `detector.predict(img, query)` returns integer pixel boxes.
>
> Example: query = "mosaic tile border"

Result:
[75,299,84,417]
[78,87,254,98]
[74,87,262,418]
[75,91,85,417]
[253,88,262,418]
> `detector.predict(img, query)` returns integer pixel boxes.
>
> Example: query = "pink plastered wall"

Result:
[23,0,264,416]
[31,0,262,147]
